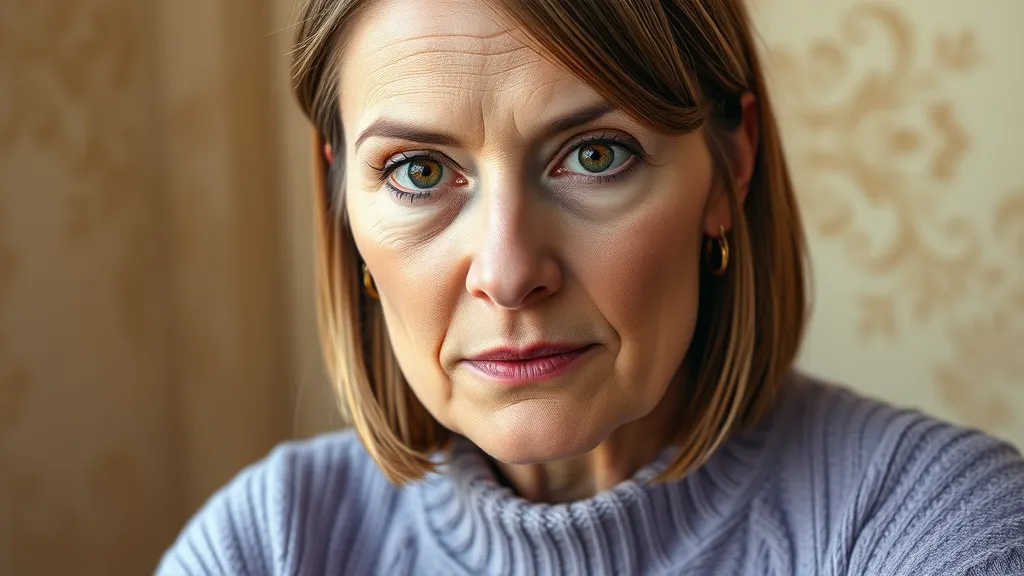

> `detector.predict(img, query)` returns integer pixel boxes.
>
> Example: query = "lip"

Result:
[463,343,595,385]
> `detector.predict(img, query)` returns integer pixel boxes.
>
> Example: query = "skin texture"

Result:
[337,0,757,502]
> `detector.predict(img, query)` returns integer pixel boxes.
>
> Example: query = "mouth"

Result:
[463,343,596,384]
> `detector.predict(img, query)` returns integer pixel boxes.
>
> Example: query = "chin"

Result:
[467,401,612,464]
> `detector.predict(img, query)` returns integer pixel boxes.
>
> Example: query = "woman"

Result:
[158,0,1024,574]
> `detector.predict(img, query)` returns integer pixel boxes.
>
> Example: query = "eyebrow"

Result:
[352,102,617,152]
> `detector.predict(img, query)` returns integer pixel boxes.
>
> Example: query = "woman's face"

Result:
[339,0,733,464]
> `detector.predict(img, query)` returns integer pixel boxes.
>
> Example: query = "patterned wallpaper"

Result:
[0,0,1020,574]
[752,0,1024,444]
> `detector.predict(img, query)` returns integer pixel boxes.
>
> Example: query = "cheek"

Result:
[588,213,703,334]
[575,169,711,402]
[347,195,464,424]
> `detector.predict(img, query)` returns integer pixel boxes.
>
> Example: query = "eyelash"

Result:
[388,185,424,204]
[371,133,646,203]
[556,133,644,183]
[375,151,450,203]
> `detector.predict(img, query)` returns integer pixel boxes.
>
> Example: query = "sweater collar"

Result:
[414,413,776,574]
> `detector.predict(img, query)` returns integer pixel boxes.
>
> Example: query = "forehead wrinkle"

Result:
[362,77,505,114]
[358,58,483,117]
[360,48,545,134]
[365,47,541,92]
[365,43,538,90]
[364,67,547,104]
[386,45,535,62]
[367,28,532,65]
[368,29,515,54]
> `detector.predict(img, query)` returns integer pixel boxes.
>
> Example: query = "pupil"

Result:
[408,160,442,188]
[579,145,613,173]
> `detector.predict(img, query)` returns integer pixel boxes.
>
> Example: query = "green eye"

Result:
[577,144,615,173]
[561,141,634,177]
[405,159,443,188]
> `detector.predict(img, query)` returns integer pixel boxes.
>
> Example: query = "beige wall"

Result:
[0,2,175,573]
[0,1,1020,574]
[751,0,1024,445]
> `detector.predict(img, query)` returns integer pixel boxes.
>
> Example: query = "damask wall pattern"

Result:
[752,0,1024,443]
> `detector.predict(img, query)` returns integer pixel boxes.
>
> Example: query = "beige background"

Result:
[0,1,1020,574]
[754,0,1024,442]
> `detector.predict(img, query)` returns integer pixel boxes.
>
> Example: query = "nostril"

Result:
[522,285,549,305]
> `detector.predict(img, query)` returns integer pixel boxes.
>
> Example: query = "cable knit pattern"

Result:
[155,375,1024,575]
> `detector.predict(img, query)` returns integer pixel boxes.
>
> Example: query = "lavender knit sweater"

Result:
[156,375,1024,575]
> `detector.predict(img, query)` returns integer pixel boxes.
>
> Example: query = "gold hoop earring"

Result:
[705,225,729,276]
[362,263,379,299]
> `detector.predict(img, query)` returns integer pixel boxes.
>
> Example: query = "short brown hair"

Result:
[291,0,808,484]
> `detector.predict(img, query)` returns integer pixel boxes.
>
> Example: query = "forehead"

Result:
[339,0,604,144]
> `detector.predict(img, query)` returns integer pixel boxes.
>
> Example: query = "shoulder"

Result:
[773,373,981,472]
[771,373,1024,575]
[155,429,398,576]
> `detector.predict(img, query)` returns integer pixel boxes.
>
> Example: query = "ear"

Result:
[324,143,335,164]
[703,92,759,237]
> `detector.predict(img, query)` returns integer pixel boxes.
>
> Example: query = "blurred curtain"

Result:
[0,1,1021,575]
[0,1,334,574]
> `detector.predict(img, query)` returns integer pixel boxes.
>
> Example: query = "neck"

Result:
[494,375,683,503]
[416,376,784,575]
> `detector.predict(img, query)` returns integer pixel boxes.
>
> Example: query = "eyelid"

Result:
[373,131,645,188]
[548,132,646,175]
[381,152,469,199]
[381,150,466,175]
[560,131,643,159]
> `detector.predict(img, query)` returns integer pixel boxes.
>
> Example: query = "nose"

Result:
[465,182,562,309]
